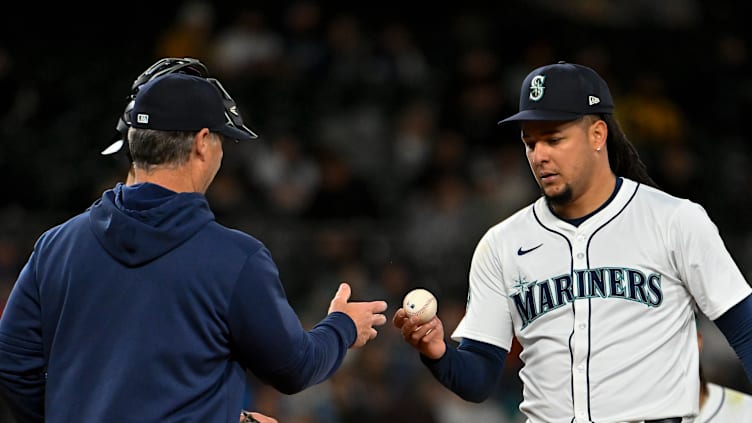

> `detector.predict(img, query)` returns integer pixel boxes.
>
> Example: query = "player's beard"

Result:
[543,184,573,207]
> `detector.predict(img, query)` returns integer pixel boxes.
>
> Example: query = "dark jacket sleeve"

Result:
[227,247,356,394]
[0,251,46,422]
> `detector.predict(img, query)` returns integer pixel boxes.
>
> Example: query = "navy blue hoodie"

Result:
[0,183,356,423]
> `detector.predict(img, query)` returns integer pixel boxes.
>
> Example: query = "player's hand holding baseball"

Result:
[393,309,446,360]
[328,282,388,348]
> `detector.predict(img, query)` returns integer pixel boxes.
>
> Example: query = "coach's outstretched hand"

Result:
[393,308,447,360]
[328,282,388,348]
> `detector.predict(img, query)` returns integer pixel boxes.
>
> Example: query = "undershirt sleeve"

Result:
[419,338,508,402]
[714,293,752,384]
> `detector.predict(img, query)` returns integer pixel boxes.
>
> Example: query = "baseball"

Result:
[402,288,437,324]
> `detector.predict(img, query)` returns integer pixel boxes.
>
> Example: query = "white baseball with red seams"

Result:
[403,288,437,324]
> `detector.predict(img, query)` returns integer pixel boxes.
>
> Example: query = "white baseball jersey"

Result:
[696,383,752,421]
[452,178,752,423]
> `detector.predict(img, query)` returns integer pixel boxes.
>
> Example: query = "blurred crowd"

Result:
[1,0,751,421]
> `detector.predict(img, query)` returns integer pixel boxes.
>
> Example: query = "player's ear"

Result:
[590,118,607,151]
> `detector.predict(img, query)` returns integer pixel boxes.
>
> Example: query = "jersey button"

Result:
[578,323,586,329]
[577,364,584,372]
[576,252,584,259]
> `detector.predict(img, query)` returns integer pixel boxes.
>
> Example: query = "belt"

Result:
[644,419,682,423]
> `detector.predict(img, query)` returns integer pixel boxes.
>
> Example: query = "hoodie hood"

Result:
[89,183,215,266]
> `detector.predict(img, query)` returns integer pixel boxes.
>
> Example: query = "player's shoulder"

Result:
[632,180,681,201]
[630,178,704,215]
[483,202,538,240]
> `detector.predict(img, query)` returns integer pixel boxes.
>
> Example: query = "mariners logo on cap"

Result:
[529,75,546,101]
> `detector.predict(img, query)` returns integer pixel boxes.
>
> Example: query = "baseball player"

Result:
[394,62,752,422]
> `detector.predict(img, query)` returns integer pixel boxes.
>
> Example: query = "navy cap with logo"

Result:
[498,61,614,125]
[130,73,258,141]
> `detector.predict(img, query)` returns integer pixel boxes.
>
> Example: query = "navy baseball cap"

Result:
[130,73,258,141]
[498,62,614,125]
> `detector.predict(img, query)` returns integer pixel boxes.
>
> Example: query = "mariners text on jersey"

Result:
[512,267,663,329]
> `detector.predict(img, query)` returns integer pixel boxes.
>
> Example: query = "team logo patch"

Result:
[529,75,546,101]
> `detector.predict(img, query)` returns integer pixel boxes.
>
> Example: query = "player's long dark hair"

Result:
[601,114,659,188]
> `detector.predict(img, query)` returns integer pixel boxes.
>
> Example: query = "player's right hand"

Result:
[328,282,388,348]
[393,308,446,360]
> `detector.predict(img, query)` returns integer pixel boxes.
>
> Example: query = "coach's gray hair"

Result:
[127,128,196,171]
[595,114,659,188]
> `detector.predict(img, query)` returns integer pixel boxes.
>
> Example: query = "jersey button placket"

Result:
[572,232,589,422]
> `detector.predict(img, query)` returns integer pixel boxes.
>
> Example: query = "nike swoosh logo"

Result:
[517,243,543,256]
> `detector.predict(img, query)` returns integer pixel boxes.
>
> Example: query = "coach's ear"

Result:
[590,118,607,152]
[193,128,214,160]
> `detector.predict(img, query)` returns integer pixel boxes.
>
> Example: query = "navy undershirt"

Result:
[420,339,507,402]
[714,294,752,382]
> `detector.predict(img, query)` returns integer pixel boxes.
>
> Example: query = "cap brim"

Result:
[101,140,124,155]
[217,124,258,141]
[498,109,584,125]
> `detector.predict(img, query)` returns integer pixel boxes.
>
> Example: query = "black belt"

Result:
[645,419,681,423]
